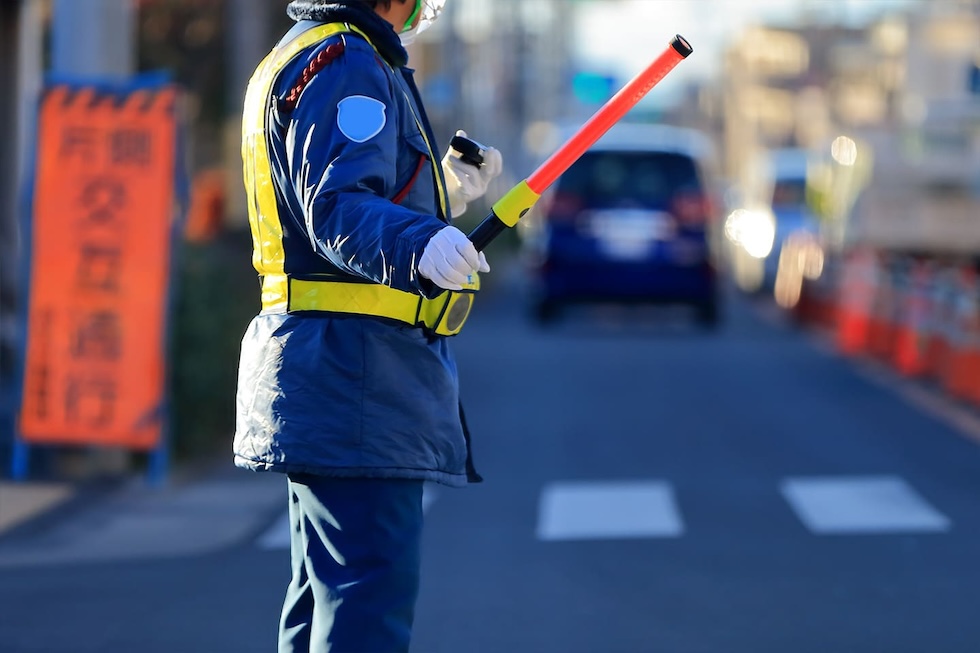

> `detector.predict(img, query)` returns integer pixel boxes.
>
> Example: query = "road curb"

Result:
[0,456,285,566]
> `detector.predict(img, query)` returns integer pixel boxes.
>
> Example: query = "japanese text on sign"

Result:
[20,84,179,450]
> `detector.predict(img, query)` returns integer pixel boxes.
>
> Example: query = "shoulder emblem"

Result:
[337,95,387,143]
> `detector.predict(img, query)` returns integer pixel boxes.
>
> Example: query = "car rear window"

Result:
[555,151,702,208]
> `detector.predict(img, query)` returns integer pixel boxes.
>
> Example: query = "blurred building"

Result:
[720,0,980,255]
[720,23,864,181]
[839,0,980,254]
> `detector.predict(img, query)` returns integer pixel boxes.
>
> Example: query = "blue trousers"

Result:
[278,474,425,653]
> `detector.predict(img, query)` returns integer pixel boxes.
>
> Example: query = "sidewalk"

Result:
[0,458,285,567]
[0,481,76,537]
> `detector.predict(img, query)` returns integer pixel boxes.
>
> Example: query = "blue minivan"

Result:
[522,124,720,326]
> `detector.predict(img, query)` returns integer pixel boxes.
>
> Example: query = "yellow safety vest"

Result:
[242,22,478,337]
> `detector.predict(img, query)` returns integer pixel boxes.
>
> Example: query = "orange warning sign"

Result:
[19,83,180,450]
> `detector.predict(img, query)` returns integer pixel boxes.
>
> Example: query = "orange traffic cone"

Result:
[892,259,932,377]
[867,255,898,360]
[820,258,840,330]
[941,265,980,402]
[836,248,877,355]
[924,264,957,381]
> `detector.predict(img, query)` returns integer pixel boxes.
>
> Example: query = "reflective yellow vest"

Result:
[242,22,478,336]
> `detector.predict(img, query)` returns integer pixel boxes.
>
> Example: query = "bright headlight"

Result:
[725,209,775,259]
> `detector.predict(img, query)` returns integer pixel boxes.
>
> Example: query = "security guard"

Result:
[233,1,502,651]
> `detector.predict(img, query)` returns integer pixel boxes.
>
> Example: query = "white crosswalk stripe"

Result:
[256,512,292,551]
[780,475,951,535]
[537,480,684,541]
[256,475,956,548]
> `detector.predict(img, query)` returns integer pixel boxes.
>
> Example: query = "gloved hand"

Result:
[419,225,490,291]
[442,130,503,219]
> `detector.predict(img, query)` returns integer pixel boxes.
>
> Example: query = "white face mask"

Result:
[400,0,447,46]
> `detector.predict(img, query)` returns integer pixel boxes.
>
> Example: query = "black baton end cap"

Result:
[671,35,693,58]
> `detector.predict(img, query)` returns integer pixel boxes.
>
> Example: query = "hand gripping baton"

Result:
[467,35,693,251]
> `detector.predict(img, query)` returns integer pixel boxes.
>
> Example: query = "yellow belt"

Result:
[261,273,479,337]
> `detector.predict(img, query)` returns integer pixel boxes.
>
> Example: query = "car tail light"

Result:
[671,192,714,226]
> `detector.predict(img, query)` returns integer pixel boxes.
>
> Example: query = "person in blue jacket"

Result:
[233,0,503,651]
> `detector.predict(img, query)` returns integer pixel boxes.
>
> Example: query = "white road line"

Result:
[536,480,684,541]
[257,511,291,550]
[421,484,439,513]
[257,483,440,551]
[781,475,951,535]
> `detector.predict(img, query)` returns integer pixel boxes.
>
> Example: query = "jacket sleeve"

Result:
[280,42,446,295]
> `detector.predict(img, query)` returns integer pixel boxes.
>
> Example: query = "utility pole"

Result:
[51,0,135,78]
[1,0,42,459]
[225,0,272,226]
[0,0,21,441]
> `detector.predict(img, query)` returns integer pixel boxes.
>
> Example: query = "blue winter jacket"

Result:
[233,3,478,487]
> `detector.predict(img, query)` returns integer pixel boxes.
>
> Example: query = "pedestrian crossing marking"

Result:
[781,475,951,535]
[536,480,684,541]
[257,512,291,550]
[257,483,440,551]
[256,476,957,549]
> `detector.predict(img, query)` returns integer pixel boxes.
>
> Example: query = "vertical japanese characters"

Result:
[20,84,179,450]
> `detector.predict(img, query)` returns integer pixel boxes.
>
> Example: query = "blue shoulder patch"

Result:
[337,95,387,143]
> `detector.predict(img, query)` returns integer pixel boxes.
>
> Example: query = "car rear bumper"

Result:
[536,258,717,304]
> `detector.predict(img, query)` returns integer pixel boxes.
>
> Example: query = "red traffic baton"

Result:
[468,34,693,251]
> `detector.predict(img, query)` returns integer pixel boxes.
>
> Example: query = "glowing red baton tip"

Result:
[526,34,693,195]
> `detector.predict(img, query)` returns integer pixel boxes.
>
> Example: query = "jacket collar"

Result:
[286,1,409,67]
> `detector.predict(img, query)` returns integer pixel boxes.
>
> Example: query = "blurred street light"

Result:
[871,17,908,56]
[725,208,776,259]
[831,135,859,166]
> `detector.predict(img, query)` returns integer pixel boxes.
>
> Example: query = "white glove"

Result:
[442,130,503,219]
[419,225,490,291]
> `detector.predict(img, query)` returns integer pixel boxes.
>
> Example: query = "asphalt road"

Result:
[2,274,980,653]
